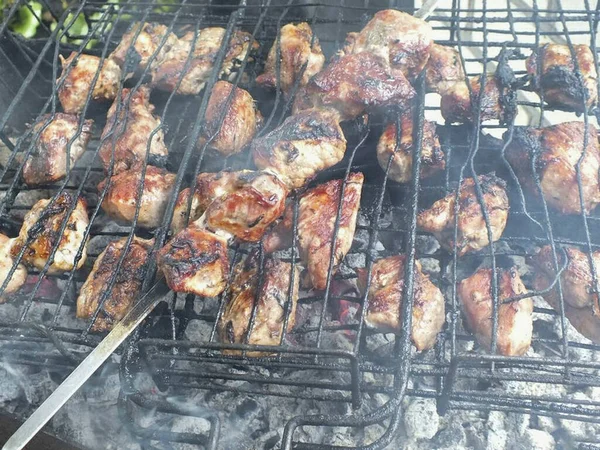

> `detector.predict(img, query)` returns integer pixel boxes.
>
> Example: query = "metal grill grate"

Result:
[2,0,600,449]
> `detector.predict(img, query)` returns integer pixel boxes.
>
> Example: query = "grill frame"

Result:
[2,0,600,449]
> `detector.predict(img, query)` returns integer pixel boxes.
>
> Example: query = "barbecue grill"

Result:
[2,0,600,449]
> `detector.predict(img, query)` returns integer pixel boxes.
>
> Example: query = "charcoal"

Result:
[404,398,440,440]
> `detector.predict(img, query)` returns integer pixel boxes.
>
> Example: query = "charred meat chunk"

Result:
[77,236,154,332]
[217,251,300,356]
[256,22,325,97]
[417,174,509,256]
[458,267,533,356]
[23,113,93,186]
[356,255,445,351]
[0,234,27,303]
[527,43,598,112]
[11,192,89,274]
[98,85,168,175]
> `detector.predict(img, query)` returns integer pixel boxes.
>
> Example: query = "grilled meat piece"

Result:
[110,22,178,73]
[0,234,27,303]
[99,166,176,229]
[458,267,533,356]
[157,223,229,297]
[23,113,93,186]
[356,255,445,351]
[57,53,121,114]
[217,251,300,356]
[504,122,600,215]
[532,245,600,343]
[151,28,258,95]
[252,108,347,189]
[425,43,466,94]
[76,236,154,332]
[441,75,511,123]
[98,86,168,175]
[338,9,433,80]
[377,115,444,183]
[11,192,89,274]
[263,173,363,291]
[532,245,600,311]
[256,22,325,97]
[527,43,598,112]
[171,170,251,234]
[203,170,288,242]
[417,174,509,256]
[197,81,262,156]
[292,52,416,121]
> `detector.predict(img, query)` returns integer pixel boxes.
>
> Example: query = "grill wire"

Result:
[2,0,600,449]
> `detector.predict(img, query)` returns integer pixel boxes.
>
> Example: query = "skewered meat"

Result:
[376,114,444,183]
[292,52,416,120]
[256,22,325,97]
[171,170,251,234]
[203,170,288,242]
[98,166,176,229]
[197,81,263,156]
[77,236,153,332]
[58,53,121,114]
[441,75,510,123]
[531,245,600,343]
[252,108,347,189]
[98,85,168,175]
[338,9,433,80]
[425,43,466,94]
[417,174,509,256]
[157,223,229,297]
[23,113,93,186]
[504,121,600,215]
[151,28,258,95]
[458,267,533,356]
[526,44,598,112]
[11,192,89,274]
[0,234,27,303]
[356,255,445,351]
[217,251,300,356]
[110,22,178,73]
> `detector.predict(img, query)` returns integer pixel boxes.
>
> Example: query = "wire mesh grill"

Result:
[2,0,600,449]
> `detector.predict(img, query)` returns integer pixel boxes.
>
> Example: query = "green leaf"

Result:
[9,0,42,39]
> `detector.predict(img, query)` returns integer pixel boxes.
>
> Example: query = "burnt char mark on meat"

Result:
[495,48,519,125]
[27,192,76,242]
[540,66,588,104]
[160,235,222,278]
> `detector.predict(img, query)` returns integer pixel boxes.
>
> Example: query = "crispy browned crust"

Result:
[526,44,598,112]
[76,236,154,332]
[531,245,600,312]
[57,53,121,114]
[11,192,89,274]
[337,9,433,81]
[110,22,178,72]
[151,28,258,95]
[217,251,300,356]
[441,76,507,123]
[417,174,509,256]
[252,108,347,189]
[157,224,229,296]
[197,81,263,156]
[296,172,363,290]
[98,85,168,175]
[425,43,466,94]
[505,122,600,215]
[292,52,416,120]
[98,166,176,229]
[256,22,325,97]
[204,170,288,242]
[377,116,444,183]
[356,255,445,351]
[23,113,93,186]
[458,267,533,356]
